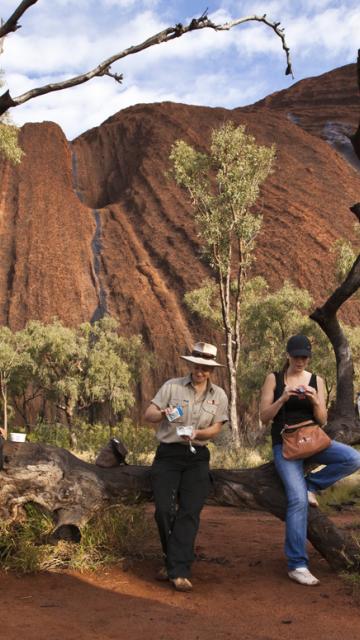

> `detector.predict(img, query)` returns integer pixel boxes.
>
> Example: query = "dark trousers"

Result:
[150,442,211,579]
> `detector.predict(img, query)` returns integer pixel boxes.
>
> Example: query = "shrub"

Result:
[29,418,157,464]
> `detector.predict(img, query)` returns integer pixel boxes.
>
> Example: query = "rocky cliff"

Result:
[0,63,359,401]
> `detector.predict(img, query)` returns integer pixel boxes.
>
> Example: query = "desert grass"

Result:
[0,502,148,574]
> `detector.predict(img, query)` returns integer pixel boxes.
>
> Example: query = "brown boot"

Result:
[171,577,193,592]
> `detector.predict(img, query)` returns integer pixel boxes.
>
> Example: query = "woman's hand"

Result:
[281,385,296,402]
[0,427,6,438]
[304,385,319,405]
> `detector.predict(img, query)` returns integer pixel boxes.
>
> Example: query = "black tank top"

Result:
[271,371,318,446]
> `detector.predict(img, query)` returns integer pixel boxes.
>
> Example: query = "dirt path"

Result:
[2,506,360,640]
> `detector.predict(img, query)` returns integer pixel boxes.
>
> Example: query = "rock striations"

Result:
[0,63,359,400]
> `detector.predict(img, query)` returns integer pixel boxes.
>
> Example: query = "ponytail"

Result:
[282,358,290,375]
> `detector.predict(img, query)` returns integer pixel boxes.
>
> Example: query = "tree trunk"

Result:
[1,375,8,438]
[65,403,77,449]
[228,366,240,447]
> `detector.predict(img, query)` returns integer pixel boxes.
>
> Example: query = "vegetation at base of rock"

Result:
[331,224,360,289]
[0,316,147,446]
[0,502,148,574]
[29,417,157,465]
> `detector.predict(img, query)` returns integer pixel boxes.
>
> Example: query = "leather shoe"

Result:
[171,577,193,592]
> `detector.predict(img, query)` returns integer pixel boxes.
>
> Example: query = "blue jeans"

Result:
[273,441,360,570]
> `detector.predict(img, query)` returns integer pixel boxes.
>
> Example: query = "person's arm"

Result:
[0,427,5,438]
[259,372,292,425]
[143,379,173,428]
[143,403,173,425]
[191,391,228,441]
[193,422,223,441]
[305,376,327,426]
[143,403,163,425]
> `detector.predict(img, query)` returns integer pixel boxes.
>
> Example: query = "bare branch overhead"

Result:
[0,0,39,39]
[0,8,293,117]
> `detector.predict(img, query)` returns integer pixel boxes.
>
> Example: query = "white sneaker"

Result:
[307,491,319,508]
[288,567,320,586]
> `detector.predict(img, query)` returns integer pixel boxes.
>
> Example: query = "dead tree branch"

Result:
[0,8,293,117]
[0,0,39,39]
[310,217,360,424]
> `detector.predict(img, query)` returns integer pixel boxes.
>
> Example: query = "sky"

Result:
[0,0,359,140]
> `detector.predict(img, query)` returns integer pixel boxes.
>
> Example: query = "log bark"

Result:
[1,436,360,572]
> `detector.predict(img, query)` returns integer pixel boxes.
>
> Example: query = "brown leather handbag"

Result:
[95,437,128,467]
[281,420,331,460]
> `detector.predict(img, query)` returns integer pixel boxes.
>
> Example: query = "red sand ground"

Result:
[3,506,360,640]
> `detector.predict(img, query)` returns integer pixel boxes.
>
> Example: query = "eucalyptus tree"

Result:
[0,326,32,436]
[170,122,275,445]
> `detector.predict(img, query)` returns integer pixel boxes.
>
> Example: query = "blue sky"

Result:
[1,0,359,139]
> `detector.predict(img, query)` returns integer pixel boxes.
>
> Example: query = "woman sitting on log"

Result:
[260,334,360,586]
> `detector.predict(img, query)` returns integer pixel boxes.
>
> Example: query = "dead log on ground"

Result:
[1,436,360,572]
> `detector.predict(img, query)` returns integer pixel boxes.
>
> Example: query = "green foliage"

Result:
[345,325,360,392]
[0,123,24,164]
[239,277,337,403]
[208,439,266,469]
[184,276,342,409]
[29,421,71,449]
[317,470,360,513]
[0,325,33,429]
[1,317,145,437]
[170,121,275,272]
[171,122,275,443]
[0,502,148,574]
[29,417,157,463]
[116,418,157,465]
[331,225,360,286]
[184,278,223,327]
[0,66,23,163]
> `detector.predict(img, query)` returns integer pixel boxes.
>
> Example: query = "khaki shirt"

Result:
[151,374,229,446]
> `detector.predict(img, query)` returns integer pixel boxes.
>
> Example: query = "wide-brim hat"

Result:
[180,341,224,367]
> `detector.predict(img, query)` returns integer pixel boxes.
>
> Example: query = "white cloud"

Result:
[101,0,160,7]
[287,7,360,60]
[2,0,360,138]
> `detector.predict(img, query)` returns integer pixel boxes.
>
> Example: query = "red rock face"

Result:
[0,64,359,401]
[0,122,98,329]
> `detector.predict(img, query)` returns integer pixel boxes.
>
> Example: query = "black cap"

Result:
[286,334,312,357]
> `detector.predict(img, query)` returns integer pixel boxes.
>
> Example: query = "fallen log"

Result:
[1,435,360,572]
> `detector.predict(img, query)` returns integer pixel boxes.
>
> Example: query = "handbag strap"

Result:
[274,370,287,427]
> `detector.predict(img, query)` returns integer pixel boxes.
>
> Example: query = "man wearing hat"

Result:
[144,342,228,592]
